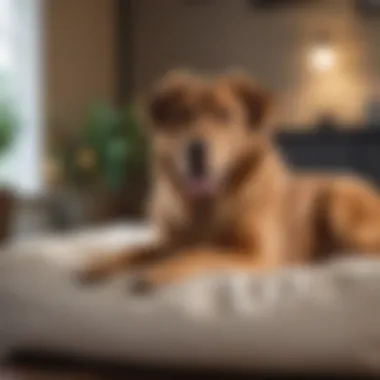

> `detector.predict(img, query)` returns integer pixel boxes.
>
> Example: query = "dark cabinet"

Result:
[276,130,380,184]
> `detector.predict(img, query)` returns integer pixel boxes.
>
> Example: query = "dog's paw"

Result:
[128,277,157,295]
[73,265,109,286]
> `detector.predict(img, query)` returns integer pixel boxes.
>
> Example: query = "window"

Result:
[0,0,43,197]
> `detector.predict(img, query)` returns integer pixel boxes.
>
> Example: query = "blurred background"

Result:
[1,0,380,242]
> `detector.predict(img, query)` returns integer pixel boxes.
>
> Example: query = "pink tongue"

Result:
[188,179,214,198]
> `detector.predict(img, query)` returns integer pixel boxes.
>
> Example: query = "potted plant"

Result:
[81,101,149,220]
[47,101,149,225]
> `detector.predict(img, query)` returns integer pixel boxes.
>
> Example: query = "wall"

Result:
[45,0,117,126]
[130,0,380,129]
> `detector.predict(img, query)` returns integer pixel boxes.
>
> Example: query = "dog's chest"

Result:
[153,185,256,246]
[162,199,231,244]
[186,199,221,241]
[183,198,257,247]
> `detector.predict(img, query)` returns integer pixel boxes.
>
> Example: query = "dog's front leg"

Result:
[76,241,178,284]
[130,247,280,293]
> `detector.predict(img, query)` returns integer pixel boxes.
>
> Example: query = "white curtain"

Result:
[0,0,43,196]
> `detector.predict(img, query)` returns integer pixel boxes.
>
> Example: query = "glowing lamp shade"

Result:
[309,34,335,72]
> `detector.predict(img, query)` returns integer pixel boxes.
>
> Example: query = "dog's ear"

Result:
[226,73,273,130]
[141,70,195,128]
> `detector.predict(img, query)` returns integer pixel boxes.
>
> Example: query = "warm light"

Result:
[76,148,96,170]
[309,45,335,72]
[44,156,62,185]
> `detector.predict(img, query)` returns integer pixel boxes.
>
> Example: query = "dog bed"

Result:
[1,223,380,374]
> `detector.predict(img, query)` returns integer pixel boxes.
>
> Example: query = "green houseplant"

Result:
[82,102,149,192]
[48,101,149,222]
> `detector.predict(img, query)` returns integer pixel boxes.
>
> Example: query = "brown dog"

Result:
[78,69,380,290]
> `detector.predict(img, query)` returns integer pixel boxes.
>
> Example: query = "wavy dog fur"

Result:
[78,70,380,290]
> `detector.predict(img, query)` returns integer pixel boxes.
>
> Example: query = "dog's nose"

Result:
[187,140,206,178]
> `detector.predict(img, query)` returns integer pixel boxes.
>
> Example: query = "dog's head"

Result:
[141,70,273,200]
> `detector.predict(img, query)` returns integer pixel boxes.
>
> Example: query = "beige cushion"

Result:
[1,223,380,373]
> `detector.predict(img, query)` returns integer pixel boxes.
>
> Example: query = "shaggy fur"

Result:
[78,70,380,291]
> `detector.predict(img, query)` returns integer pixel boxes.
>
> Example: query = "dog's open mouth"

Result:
[187,178,216,199]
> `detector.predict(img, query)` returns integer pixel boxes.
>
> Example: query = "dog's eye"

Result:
[151,100,194,131]
[213,107,231,124]
[155,107,194,133]
[171,105,194,125]
[149,85,196,129]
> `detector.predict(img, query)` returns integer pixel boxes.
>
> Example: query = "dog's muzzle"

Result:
[187,140,206,179]
[185,140,215,199]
